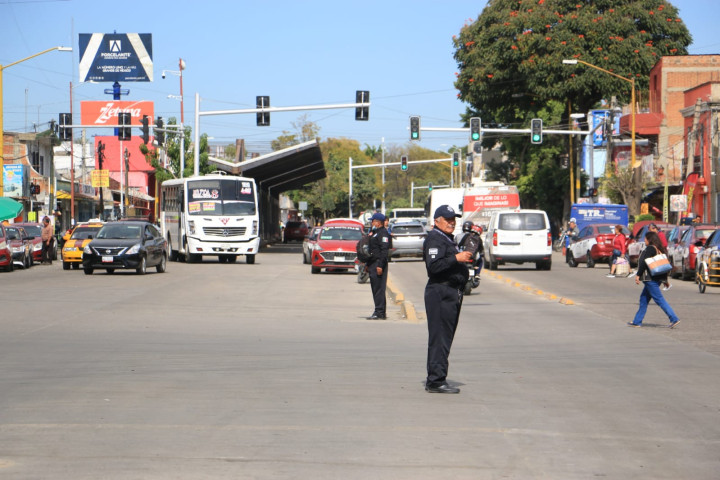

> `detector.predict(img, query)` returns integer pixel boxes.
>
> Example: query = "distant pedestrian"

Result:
[40,216,54,265]
[628,231,680,328]
[648,223,667,248]
[366,212,391,320]
[423,205,473,394]
[607,225,627,277]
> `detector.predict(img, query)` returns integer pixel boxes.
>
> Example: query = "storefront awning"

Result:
[207,139,325,194]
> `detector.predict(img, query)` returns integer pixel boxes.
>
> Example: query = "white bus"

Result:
[160,173,260,264]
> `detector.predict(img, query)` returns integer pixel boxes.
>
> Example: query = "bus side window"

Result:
[178,189,184,212]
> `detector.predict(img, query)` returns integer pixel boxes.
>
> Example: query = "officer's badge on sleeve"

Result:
[382,237,388,242]
[428,247,438,258]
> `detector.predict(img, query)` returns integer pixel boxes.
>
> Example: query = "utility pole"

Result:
[124,148,130,217]
[381,138,385,214]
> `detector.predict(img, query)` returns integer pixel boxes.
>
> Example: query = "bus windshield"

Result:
[187,179,256,216]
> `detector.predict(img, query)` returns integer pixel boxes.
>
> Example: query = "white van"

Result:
[484,209,552,270]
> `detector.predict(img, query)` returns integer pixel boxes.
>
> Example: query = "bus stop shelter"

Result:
[208,139,325,242]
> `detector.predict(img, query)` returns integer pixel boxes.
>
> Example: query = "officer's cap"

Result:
[433,205,461,219]
[370,212,386,222]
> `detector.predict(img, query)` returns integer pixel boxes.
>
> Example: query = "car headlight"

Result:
[63,246,75,252]
[83,245,93,254]
[34,243,42,251]
[126,243,142,255]
[312,244,323,252]
[188,220,196,235]
[11,246,23,253]
[252,220,258,236]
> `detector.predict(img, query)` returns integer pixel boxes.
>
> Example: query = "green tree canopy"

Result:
[454,0,691,118]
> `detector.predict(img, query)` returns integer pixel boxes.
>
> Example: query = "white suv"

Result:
[484,209,552,270]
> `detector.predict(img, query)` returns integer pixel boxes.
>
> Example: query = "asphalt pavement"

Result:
[1,246,719,479]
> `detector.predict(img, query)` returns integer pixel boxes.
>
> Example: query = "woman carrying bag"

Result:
[629,231,680,328]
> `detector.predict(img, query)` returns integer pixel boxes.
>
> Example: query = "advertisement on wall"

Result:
[3,164,27,198]
[79,33,153,83]
[80,101,154,126]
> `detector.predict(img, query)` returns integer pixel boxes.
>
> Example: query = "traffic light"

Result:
[140,115,150,144]
[355,90,369,121]
[155,117,164,144]
[118,112,131,141]
[469,117,481,142]
[256,96,270,126]
[530,118,543,144]
[409,116,420,141]
[452,151,460,167]
[428,182,433,192]
[473,141,482,154]
[401,155,408,171]
[58,113,72,141]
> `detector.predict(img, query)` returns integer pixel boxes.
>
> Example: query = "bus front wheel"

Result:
[246,254,255,264]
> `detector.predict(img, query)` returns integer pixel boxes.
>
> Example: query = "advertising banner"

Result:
[91,170,110,188]
[3,164,26,198]
[81,101,154,127]
[79,33,153,83]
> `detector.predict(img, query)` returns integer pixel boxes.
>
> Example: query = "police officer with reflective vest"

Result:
[423,205,473,393]
[367,212,391,320]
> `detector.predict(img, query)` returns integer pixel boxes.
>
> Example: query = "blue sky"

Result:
[1,0,717,155]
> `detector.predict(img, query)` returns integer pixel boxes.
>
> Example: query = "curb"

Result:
[387,275,423,323]
[484,270,575,306]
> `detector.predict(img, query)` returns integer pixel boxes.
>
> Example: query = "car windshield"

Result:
[71,227,101,240]
[392,224,425,235]
[97,224,143,239]
[696,229,716,240]
[187,179,256,216]
[499,213,546,231]
[5,227,19,240]
[319,226,362,241]
[22,225,42,236]
[596,226,615,235]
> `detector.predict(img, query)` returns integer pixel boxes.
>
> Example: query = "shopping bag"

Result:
[645,253,672,276]
[615,262,630,276]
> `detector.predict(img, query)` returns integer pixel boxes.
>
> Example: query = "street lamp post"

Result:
[162,58,185,124]
[562,59,636,169]
[0,46,72,197]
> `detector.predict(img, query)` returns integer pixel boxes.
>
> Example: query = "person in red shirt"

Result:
[648,223,667,248]
[607,225,627,277]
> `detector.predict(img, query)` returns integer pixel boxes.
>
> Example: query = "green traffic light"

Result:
[532,134,541,142]
[411,132,418,139]
[471,133,480,141]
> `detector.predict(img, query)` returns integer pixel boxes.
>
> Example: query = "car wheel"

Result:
[168,237,179,262]
[63,261,71,270]
[84,267,93,275]
[156,254,167,273]
[311,266,320,274]
[567,252,578,268]
[489,256,498,271]
[136,256,147,275]
[587,253,595,268]
[246,254,255,264]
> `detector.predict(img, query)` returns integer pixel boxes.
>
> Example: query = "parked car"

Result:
[4,226,33,269]
[627,222,673,267]
[566,223,631,268]
[82,221,168,275]
[310,220,363,274]
[14,222,43,263]
[283,221,309,243]
[484,209,552,270]
[62,221,104,270]
[671,224,720,280]
[0,223,14,272]
[696,229,720,288]
[302,225,322,264]
[666,225,691,276]
[389,220,426,258]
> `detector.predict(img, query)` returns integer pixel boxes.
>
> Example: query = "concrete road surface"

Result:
[1,247,719,479]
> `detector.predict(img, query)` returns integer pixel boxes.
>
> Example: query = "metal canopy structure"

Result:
[207,139,325,194]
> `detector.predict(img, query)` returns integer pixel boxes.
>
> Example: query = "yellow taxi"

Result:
[62,221,104,270]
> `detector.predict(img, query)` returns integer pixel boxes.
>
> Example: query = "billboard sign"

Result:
[3,164,26,198]
[79,33,153,83]
[81,101,154,127]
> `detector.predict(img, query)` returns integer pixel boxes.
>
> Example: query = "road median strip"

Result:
[484,270,575,306]
[387,275,423,323]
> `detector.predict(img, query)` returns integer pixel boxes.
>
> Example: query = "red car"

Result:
[302,225,322,264]
[671,224,720,280]
[0,223,14,272]
[4,225,34,269]
[310,220,364,274]
[14,222,44,263]
[566,223,631,267]
[283,221,309,243]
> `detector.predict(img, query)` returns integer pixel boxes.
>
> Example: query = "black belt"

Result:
[429,280,461,289]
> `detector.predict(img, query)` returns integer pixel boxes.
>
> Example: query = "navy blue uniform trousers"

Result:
[425,282,463,386]
[369,262,387,316]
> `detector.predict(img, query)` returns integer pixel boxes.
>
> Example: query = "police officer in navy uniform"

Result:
[367,212,391,319]
[423,205,473,393]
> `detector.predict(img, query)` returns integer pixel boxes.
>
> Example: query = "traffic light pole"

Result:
[194,92,371,178]
[348,156,453,217]
[419,126,591,136]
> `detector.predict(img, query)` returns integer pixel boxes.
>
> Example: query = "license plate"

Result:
[102,256,113,263]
